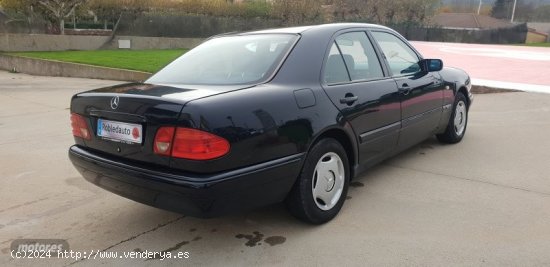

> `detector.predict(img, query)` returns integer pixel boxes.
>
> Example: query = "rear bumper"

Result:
[69,146,303,218]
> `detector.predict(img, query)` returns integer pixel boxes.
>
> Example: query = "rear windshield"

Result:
[147,34,299,86]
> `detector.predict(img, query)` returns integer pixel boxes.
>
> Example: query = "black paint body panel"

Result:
[69,146,303,217]
[69,23,473,217]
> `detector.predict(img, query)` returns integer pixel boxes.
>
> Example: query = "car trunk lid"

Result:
[70,82,249,168]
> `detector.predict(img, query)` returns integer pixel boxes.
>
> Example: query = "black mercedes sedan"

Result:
[69,23,473,224]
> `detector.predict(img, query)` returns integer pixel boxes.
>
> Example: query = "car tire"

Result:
[437,92,469,144]
[285,138,350,224]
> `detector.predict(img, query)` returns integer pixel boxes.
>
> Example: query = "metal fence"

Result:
[1,13,529,44]
[394,23,528,44]
[117,13,283,38]
[118,15,529,44]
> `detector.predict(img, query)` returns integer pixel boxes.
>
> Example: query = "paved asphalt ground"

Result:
[1,70,550,266]
[413,42,550,93]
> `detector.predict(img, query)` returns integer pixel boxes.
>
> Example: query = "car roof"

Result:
[244,23,392,35]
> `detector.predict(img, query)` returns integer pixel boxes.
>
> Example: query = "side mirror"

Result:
[421,59,443,72]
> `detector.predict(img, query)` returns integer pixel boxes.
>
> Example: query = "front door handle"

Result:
[340,94,358,105]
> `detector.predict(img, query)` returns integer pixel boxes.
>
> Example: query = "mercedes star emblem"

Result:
[110,96,120,110]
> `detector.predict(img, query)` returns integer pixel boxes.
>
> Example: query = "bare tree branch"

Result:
[37,0,88,34]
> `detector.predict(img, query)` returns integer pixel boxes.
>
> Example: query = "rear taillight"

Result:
[172,128,230,160]
[70,113,91,140]
[154,127,175,156]
[153,127,230,160]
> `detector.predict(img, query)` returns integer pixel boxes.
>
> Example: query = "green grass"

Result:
[519,42,550,48]
[7,49,188,73]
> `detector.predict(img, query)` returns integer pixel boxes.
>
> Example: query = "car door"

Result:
[321,31,401,167]
[370,31,445,150]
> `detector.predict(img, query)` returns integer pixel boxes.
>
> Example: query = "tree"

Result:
[532,5,550,22]
[321,0,440,26]
[0,0,40,32]
[491,0,511,19]
[87,0,149,34]
[369,0,399,24]
[272,0,323,25]
[399,0,440,25]
[513,2,535,22]
[324,0,370,22]
[37,0,88,34]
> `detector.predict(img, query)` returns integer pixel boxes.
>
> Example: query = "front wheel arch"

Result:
[458,86,470,108]
[437,92,469,144]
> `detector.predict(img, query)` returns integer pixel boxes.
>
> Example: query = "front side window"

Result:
[147,34,299,86]
[371,31,421,76]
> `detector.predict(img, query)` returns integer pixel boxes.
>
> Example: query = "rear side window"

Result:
[147,34,299,86]
[371,31,421,76]
[324,43,350,84]
[324,31,385,85]
[335,32,384,81]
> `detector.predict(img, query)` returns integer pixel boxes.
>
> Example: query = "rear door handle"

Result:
[398,83,411,95]
[340,94,358,105]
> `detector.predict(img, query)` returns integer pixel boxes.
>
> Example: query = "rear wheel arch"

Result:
[306,127,357,179]
[286,137,351,224]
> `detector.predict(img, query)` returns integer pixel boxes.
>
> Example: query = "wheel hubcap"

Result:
[454,101,467,136]
[312,152,345,211]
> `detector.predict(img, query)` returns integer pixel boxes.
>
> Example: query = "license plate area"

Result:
[97,119,142,144]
